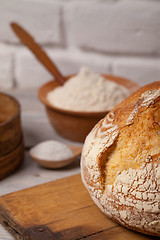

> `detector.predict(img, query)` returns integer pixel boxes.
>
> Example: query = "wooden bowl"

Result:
[0,139,24,181]
[0,92,24,180]
[0,92,23,156]
[38,75,139,142]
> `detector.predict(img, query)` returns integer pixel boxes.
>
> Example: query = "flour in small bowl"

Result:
[30,140,73,161]
[47,67,131,112]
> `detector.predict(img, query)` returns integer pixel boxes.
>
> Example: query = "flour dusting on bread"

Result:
[127,88,160,124]
[81,81,160,236]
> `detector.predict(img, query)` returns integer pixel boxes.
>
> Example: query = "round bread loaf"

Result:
[81,81,160,236]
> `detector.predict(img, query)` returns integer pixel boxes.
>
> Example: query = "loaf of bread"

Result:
[81,81,160,236]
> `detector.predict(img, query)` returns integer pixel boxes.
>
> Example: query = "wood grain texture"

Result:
[0,174,158,240]
[0,139,24,181]
[0,92,22,156]
[0,92,24,181]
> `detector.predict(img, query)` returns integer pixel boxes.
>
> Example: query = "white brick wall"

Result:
[65,0,160,54]
[0,44,14,89]
[0,0,61,44]
[113,58,160,86]
[15,47,111,89]
[0,0,160,89]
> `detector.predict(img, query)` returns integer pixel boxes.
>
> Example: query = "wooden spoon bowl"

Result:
[29,143,82,169]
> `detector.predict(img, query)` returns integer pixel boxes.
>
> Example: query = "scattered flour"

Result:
[47,67,130,112]
[30,140,73,161]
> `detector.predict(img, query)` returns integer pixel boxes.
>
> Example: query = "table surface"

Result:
[0,89,81,240]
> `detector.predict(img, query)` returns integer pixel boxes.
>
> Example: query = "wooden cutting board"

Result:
[0,174,158,240]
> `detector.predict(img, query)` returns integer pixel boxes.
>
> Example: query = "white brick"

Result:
[0,44,14,89]
[0,0,61,45]
[15,47,111,89]
[15,48,51,89]
[65,0,160,54]
[112,57,160,86]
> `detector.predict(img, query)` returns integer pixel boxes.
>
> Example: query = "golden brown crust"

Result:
[81,81,160,236]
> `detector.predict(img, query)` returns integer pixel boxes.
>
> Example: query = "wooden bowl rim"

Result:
[38,74,139,117]
[0,92,21,127]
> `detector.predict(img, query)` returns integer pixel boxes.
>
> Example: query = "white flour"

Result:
[47,67,130,112]
[30,140,73,161]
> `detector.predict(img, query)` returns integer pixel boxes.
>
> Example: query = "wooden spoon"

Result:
[29,141,82,169]
[10,22,65,86]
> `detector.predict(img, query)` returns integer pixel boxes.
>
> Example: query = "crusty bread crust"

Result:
[81,81,160,236]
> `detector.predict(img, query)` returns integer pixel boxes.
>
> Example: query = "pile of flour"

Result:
[47,67,130,112]
[30,140,73,161]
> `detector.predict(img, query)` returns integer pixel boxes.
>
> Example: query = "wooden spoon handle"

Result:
[11,22,65,85]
